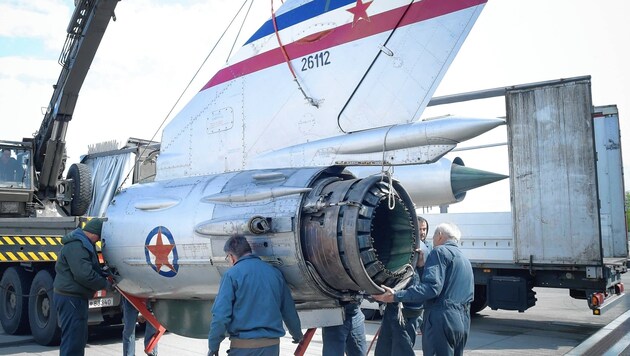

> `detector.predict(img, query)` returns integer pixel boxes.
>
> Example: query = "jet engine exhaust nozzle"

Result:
[301,174,418,296]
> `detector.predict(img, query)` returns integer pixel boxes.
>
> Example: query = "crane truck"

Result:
[0,0,123,345]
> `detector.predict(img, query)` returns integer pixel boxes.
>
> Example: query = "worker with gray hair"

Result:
[372,222,474,356]
[207,234,303,356]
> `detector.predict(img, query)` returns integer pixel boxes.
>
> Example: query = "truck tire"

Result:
[0,267,33,334]
[470,284,488,314]
[28,270,61,346]
[68,163,93,216]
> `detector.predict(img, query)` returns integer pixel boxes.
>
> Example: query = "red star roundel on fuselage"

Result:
[144,226,179,277]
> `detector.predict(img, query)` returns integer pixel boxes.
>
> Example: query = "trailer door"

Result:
[593,105,628,260]
[506,78,601,265]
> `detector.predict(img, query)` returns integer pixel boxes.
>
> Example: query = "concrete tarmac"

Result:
[1,280,629,355]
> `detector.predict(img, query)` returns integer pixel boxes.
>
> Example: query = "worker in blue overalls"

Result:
[374,216,431,355]
[372,222,473,356]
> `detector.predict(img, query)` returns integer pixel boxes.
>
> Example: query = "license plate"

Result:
[89,297,114,309]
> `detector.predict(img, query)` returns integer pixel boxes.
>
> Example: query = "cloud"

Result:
[0,1,69,51]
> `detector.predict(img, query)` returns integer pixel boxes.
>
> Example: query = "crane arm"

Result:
[35,0,119,195]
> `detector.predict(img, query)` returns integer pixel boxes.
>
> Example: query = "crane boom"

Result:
[35,0,119,196]
[0,2,124,345]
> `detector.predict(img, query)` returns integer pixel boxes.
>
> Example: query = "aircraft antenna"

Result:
[270,0,319,107]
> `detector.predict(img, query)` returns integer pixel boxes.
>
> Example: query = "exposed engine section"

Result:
[103,166,418,337]
[301,173,417,297]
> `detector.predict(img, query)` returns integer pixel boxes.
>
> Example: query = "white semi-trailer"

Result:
[424,76,627,315]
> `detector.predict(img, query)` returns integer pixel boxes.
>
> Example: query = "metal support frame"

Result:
[294,328,316,356]
[116,287,167,355]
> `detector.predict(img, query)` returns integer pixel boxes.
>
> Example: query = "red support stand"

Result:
[367,325,381,354]
[116,286,166,355]
[294,328,317,356]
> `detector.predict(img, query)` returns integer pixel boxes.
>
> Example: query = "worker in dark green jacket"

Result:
[53,218,110,356]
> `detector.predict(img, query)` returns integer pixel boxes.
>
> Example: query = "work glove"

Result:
[292,333,304,344]
[101,265,113,278]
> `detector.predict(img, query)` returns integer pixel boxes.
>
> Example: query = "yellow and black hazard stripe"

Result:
[0,235,63,262]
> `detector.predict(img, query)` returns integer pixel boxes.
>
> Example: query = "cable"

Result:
[116,0,250,192]
[270,0,319,107]
[380,125,397,210]
[226,0,254,62]
[336,0,415,133]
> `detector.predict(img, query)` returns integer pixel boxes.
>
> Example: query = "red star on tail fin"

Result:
[347,0,373,27]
